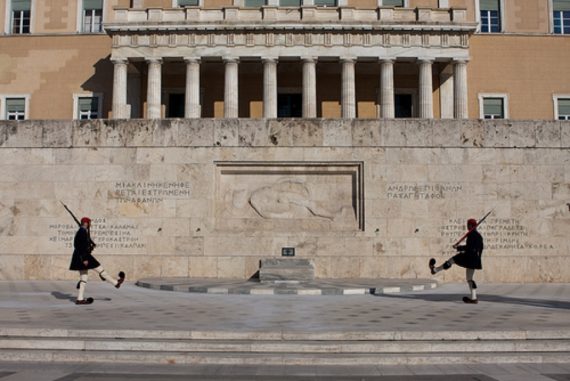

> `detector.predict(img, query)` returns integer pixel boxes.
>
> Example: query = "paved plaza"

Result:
[0,281,569,380]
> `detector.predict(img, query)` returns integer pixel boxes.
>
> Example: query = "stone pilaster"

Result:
[418,58,434,119]
[341,57,356,119]
[453,59,469,119]
[380,59,395,119]
[184,57,201,119]
[224,57,239,118]
[302,57,317,118]
[263,57,277,119]
[146,58,162,119]
[112,58,129,119]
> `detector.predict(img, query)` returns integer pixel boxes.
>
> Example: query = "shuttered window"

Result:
[553,1,570,34]
[280,0,301,6]
[244,0,265,7]
[11,0,31,34]
[315,0,337,7]
[480,0,501,33]
[483,97,504,119]
[6,98,26,120]
[178,0,199,6]
[557,98,570,120]
[382,0,404,6]
[82,0,103,33]
[77,97,100,120]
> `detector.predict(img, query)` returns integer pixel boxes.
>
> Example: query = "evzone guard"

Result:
[429,211,490,304]
[62,203,126,305]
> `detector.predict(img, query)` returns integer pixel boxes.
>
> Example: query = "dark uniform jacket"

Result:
[69,227,100,271]
[453,229,484,270]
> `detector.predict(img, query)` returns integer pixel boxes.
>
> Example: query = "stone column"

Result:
[302,57,317,118]
[112,58,129,119]
[418,58,434,119]
[453,59,469,119]
[263,57,278,118]
[380,59,395,119]
[146,58,162,119]
[341,57,356,119]
[224,57,239,118]
[439,63,454,119]
[184,57,201,118]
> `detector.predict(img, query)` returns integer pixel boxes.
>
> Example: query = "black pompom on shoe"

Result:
[116,271,126,289]
[75,297,94,305]
[429,258,436,275]
[462,297,478,304]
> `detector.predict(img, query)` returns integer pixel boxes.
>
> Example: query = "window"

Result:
[555,97,570,120]
[5,98,26,120]
[82,0,103,33]
[382,0,404,6]
[482,97,505,119]
[553,0,570,34]
[177,0,199,6]
[315,0,337,6]
[10,0,31,34]
[480,0,501,33]
[280,0,301,6]
[244,0,265,6]
[77,96,100,120]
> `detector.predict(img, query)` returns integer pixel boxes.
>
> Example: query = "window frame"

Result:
[478,93,509,120]
[379,0,408,6]
[77,0,105,33]
[0,95,30,121]
[475,0,505,33]
[73,93,103,120]
[172,0,202,7]
[553,94,570,120]
[550,0,570,34]
[7,0,33,35]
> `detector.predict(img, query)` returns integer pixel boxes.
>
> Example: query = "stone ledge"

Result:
[0,119,567,149]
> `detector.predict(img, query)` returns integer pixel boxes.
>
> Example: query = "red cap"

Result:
[467,218,477,227]
[80,217,91,225]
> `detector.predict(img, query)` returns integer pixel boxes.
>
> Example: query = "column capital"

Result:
[451,57,470,64]
[183,57,201,64]
[223,57,239,64]
[261,56,278,63]
[341,57,357,63]
[417,57,435,64]
[111,57,128,65]
[301,56,317,63]
[145,57,162,64]
[379,58,395,64]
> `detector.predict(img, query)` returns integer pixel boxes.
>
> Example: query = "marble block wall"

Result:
[0,119,569,282]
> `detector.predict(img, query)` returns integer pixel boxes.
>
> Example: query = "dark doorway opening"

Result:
[395,94,413,118]
[278,94,302,117]
[168,93,185,118]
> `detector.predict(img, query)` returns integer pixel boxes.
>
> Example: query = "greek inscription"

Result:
[113,182,191,204]
[386,183,462,200]
[48,218,145,250]
[439,218,554,250]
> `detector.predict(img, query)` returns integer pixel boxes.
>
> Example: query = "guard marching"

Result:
[69,217,126,305]
[429,218,484,304]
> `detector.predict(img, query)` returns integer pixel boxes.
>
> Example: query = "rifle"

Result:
[60,201,96,252]
[452,209,493,248]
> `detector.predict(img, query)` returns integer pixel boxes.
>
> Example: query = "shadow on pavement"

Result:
[51,292,112,303]
[375,292,570,310]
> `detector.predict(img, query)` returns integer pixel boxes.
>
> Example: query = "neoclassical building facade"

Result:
[0,0,569,120]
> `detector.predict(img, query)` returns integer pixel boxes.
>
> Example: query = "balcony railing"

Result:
[112,6,468,24]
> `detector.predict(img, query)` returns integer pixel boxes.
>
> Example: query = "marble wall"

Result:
[0,119,568,282]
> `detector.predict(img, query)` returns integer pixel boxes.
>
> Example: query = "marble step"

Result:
[259,258,315,282]
[0,349,568,366]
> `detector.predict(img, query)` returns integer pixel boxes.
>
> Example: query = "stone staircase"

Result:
[1,328,569,365]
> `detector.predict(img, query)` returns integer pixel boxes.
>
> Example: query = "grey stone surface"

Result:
[267,119,294,146]
[177,119,215,146]
[536,121,561,148]
[352,119,382,147]
[259,258,315,282]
